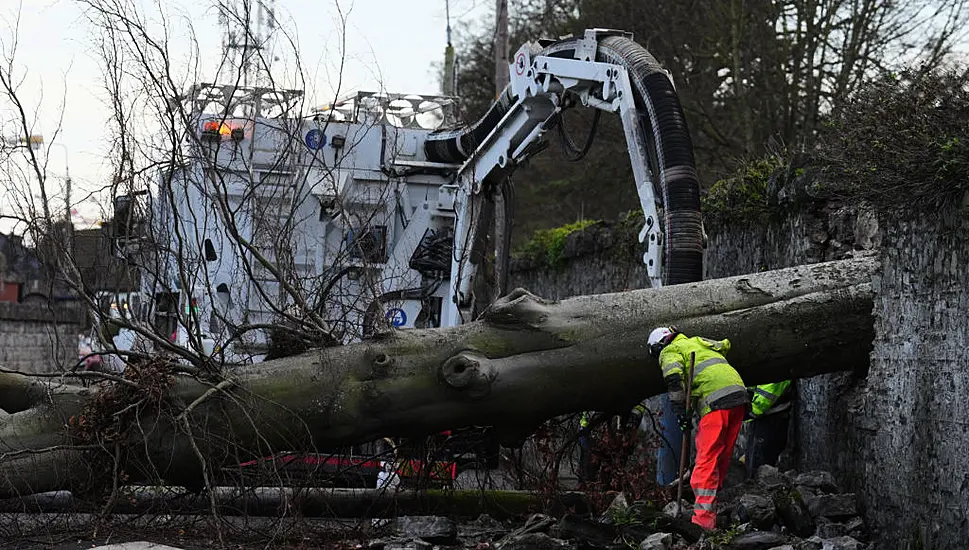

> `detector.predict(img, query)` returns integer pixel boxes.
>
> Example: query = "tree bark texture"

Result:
[0,257,876,497]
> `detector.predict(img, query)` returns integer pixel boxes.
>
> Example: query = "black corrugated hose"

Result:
[424,35,703,287]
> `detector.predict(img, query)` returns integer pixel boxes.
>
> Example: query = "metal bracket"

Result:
[444,31,670,328]
[528,54,664,287]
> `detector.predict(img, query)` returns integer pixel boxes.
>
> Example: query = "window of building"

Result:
[204,239,218,262]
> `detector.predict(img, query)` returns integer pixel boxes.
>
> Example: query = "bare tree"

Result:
[0,0,463,519]
[449,0,969,246]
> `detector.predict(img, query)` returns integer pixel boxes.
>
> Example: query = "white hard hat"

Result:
[648,327,676,347]
[648,326,678,357]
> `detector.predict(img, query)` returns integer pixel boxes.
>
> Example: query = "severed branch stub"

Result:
[440,352,497,399]
[481,288,553,329]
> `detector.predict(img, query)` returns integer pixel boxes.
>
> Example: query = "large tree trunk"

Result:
[0,257,876,497]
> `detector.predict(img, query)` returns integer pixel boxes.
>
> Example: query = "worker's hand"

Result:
[625,412,643,430]
[677,413,693,433]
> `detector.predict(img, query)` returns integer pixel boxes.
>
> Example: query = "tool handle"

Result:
[674,352,697,515]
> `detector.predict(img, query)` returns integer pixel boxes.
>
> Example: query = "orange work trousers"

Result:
[689,405,745,530]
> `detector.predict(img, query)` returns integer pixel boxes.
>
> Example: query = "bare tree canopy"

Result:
[454,0,969,240]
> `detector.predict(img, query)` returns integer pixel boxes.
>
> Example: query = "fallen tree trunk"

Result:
[0,257,876,497]
[0,487,570,518]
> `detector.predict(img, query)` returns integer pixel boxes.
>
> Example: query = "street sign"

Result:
[305,129,327,150]
[385,308,407,327]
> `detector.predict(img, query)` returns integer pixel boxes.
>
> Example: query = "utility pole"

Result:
[443,0,457,96]
[50,143,71,224]
[494,0,509,96]
[220,0,277,88]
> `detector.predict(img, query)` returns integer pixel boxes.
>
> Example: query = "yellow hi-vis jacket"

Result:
[749,380,792,417]
[658,334,748,417]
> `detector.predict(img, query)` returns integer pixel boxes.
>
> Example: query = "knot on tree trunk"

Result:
[439,352,496,400]
[480,288,554,329]
[370,352,395,379]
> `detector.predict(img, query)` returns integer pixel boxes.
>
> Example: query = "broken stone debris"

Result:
[383,541,432,550]
[87,544,185,550]
[793,471,840,493]
[792,535,863,550]
[495,532,575,550]
[355,468,868,550]
[393,515,458,544]
[552,515,617,547]
[663,499,691,518]
[639,532,672,550]
[728,530,787,549]
[804,494,858,520]
[754,465,788,491]
[732,494,777,529]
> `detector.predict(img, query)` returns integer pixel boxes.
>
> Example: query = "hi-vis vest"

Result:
[658,334,747,416]
[579,401,648,429]
[749,380,792,417]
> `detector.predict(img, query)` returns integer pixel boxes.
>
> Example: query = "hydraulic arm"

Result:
[425,29,704,326]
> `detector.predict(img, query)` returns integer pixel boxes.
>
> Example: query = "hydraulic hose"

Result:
[424,88,516,164]
[425,35,703,286]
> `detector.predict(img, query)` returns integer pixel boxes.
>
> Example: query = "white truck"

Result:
[107,29,703,365]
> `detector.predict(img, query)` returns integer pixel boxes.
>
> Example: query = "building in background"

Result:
[0,233,49,303]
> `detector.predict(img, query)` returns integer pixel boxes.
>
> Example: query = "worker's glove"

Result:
[677,413,693,433]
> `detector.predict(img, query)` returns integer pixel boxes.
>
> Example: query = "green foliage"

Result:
[606,209,648,263]
[816,68,969,211]
[514,219,600,268]
[707,522,744,547]
[935,136,968,184]
[701,156,788,225]
[607,504,643,527]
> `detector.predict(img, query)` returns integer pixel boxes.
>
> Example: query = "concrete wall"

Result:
[0,302,87,374]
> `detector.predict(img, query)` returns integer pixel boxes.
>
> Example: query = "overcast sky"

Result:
[1,0,489,225]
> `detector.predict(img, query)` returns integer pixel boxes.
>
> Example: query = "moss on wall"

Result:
[701,156,790,226]
[513,219,602,269]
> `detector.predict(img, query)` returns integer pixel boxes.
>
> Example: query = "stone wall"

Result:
[506,195,885,534]
[703,203,881,479]
[698,195,969,548]
[509,222,650,299]
[512,196,969,547]
[844,213,969,548]
[509,198,879,477]
[0,302,87,373]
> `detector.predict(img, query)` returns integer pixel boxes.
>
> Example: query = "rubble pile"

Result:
[713,465,869,549]
[355,466,871,550]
